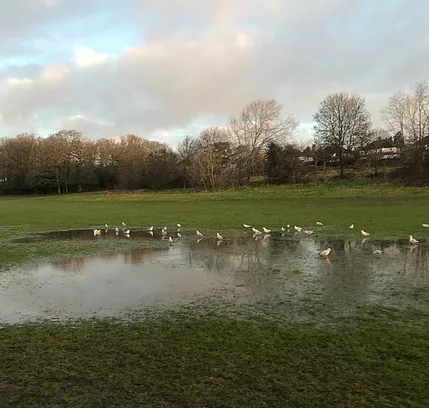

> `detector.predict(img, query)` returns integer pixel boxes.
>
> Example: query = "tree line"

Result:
[1,80,428,194]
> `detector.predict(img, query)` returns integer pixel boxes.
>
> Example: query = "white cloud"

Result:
[73,46,112,68]
[0,0,428,144]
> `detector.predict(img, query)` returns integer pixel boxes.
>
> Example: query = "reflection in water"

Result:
[1,234,429,324]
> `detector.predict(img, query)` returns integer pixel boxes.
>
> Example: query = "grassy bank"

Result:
[1,309,428,408]
[1,182,429,241]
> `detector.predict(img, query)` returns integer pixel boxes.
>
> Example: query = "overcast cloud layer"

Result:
[0,0,428,145]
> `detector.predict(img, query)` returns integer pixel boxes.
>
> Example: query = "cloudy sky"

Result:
[0,0,427,146]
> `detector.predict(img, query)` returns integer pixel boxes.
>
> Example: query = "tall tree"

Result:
[313,92,371,177]
[228,99,298,180]
[382,81,429,170]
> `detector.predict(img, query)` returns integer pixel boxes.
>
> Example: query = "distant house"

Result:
[362,136,402,160]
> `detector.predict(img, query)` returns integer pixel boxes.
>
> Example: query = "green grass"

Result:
[1,309,428,407]
[1,182,429,241]
[1,182,429,407]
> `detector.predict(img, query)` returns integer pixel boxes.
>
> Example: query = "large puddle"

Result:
[1,230,429,324]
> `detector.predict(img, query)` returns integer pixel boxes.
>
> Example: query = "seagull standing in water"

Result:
[320,248,331,257]
[361,230,370,237]
[409,235,419,245]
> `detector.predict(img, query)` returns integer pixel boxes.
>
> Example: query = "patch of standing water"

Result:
[1,231,429,324]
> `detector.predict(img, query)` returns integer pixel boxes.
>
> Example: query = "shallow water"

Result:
[1,230,429,324]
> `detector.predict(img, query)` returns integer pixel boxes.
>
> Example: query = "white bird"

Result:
[115,227,119,233]
[316,221,323,226]
[304,230,314,235]
[252,227,262,235]
[177,232,182,238]
[294,226,302,232]
[373,249,383,255]
[263,227,271,234]
[281,227,285,232]
[361,230,370,237]
[349,224,354,229]
[196,230,203,237]
[177,223,181,228]
[243,224,252,228]
[168,236,173,243]
[93,229,101,236]
[216,232,223,240]
[105,224,109,228]
[287,224,290,228]
[122,222,126,226]
[422,224,429,228]
[409,235,419,245]
[124,229,130,235]
[320,248,331,257]
[148,226,154,231]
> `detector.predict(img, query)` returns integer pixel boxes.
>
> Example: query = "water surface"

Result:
[1,231,428,324]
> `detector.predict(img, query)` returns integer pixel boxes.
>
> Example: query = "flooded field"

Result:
[1,229,429,324]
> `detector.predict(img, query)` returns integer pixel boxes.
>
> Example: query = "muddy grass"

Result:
[1,308,428,408]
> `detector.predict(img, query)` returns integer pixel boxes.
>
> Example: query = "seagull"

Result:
[294,226,302,232]
[177,232,182,238]
[177,224,181,228]
[124,229,130,235]
[409,235,419,245]
[373,249,383,255]
[316,221,323,226]
[216,232,224,240]
[243,224,252,228]
[304,230,314,235]
[148,226,154,231]
[423,224,429,228]
[262,227,271,234]
[252,227,262,235]
[286,225,290,228]
[349,224,354,229]
[105,224,109,228]
[196,230,203,237]
[361,230,370,237]
[281,227,285,232]
[320,248,331,257]
[122,222,126,227]
[93,229,101,236]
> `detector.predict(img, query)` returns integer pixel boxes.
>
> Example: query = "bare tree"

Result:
[228,99,298,180]
[383,80,429,169]
[313,92,372,177]
[188,127,239,190]
[177,135,198,188]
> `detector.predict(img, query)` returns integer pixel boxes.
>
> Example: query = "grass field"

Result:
[1,182,429,407]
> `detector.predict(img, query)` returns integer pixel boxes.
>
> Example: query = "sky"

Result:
[0,0,428,147]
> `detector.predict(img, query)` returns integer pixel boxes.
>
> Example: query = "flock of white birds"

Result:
[93,221,428,259]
